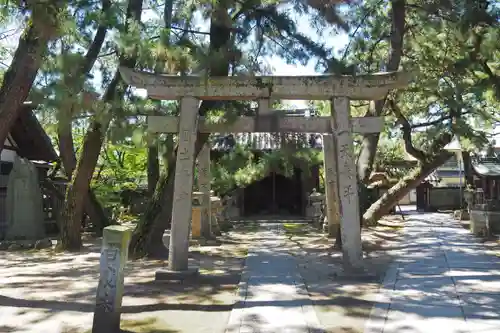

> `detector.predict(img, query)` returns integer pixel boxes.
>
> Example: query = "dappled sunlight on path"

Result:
[225,224,324,333]
[365,213,500,333]
[0,233,247,333]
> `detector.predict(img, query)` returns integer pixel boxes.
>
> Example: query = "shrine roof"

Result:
[9,104,58,162]
[424,170,441,184]
[472,158,500,177]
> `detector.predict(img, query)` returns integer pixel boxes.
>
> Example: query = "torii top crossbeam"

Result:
[119,67,410,101]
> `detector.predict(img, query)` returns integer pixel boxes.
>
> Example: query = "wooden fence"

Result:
[372,185,463,212]
[416,185,464,211]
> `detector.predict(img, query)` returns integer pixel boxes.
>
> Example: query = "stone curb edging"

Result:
[293,272,323,331]
[363,262,399,333]
[224,248,252,333]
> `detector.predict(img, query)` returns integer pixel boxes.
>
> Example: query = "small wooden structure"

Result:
[467,156,500,235]
[211,119,323,217]
[471,157,500,200]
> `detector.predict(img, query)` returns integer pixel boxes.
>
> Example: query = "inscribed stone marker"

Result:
[168,97,199,272]
[5,157,46,241]
[92,225,132,333]
[331,97,363,269]
[322,134,340,237]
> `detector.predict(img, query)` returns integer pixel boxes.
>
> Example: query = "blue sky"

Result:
[135,5,349,107]
[1,5,348,108]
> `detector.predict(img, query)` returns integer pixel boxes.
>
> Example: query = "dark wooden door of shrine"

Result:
[416,184,430,211]
[242,169,303,216]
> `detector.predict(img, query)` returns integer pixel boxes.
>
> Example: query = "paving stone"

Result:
[454,277,500,294]
[462,305,500,320]
[398,265,449,279]
[383,303,466,333]
[446,267,500,279]
[460,293,500,307]
[394,277,458,298]
[446,252,498,262]
[364,212,500,333]
[396,257,448,268]
[465,319,500,333]
[447,260,500,270]
[389,289,461,306]
[225,228,322,333]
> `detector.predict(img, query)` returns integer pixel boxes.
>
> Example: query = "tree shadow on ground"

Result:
[0,229,258,332]
[5,214,497,333]
[283,219,405,332]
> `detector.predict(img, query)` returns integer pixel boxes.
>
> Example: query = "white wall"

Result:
[409,189,417,203]
[0,138,18,162]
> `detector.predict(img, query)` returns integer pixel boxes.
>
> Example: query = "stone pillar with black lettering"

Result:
[157,96,200,279]
[92,225,132,333]
[331,97,363,271]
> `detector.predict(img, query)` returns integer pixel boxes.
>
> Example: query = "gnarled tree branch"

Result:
[388,99,427,162]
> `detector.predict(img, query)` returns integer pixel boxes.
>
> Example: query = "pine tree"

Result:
[128,0,349,257]
[0,1,66,153]
[58,0,145,251]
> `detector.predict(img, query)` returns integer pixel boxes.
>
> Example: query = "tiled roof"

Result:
[8,103,58,162]
[472,157,500,177]
[424,170,441,184]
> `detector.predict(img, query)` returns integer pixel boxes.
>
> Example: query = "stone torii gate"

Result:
[119,67,409,274]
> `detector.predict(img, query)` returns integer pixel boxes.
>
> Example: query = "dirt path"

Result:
[0,231,251,333]
[0,220,403,333]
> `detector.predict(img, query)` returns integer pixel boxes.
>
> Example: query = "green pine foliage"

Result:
[0,0,498,241]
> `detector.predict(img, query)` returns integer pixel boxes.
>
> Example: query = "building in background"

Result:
[0,104,59,238]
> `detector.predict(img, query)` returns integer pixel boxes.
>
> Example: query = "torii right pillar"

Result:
[331,97,363,271]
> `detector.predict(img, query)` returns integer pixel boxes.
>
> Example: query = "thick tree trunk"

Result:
[146,0,174,196]
[58,0,144,251]
[147,145,160,194]
[59,122,106,250]
[0,13,60,153]
[56,0,111,235]
[363,151,452,225]
[129,170,173,257]
[130,133,210,257]
[356,0,406,184]
[58,120,110,233]
[357,101,384,183]
[86,190,110,232]
[129,4,232,258]
[461,151,474,186]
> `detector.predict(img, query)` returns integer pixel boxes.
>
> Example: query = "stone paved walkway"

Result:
[365,213,500,333]
[225,224,324,333]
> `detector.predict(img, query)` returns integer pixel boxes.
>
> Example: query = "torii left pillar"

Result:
[156,97,200,280]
